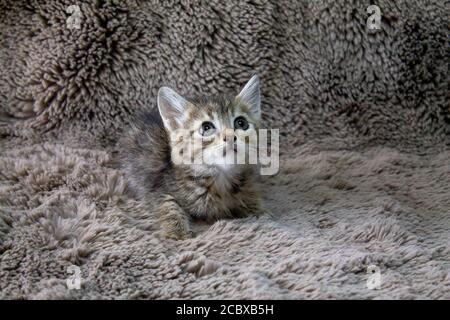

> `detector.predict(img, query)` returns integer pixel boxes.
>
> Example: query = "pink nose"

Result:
[223,135,237,142]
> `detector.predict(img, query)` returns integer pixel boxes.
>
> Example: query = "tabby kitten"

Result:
[120,75,264,239]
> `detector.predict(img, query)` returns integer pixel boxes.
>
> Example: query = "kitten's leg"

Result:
[246,201,266,217]
[233,194,266,218]
[158,195,193,240]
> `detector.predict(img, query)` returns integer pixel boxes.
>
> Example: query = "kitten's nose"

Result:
[223,135,237,142]
[222,129,236,142]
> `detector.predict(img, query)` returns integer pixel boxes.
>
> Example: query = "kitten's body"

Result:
[120,76,263,239]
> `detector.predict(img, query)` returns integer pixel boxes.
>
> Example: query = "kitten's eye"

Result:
[199,121,216,136]
[234,116,249,130]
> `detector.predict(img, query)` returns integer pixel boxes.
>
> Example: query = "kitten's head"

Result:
[157,75,261,172]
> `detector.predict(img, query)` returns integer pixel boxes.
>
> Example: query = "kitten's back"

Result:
[119,108,171,197]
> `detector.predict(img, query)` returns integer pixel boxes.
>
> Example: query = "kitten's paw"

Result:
[158,195,193,240]
[163,228,194,240]
[160,214,194,240]
[250,207,269,218]
[259,208,273,218]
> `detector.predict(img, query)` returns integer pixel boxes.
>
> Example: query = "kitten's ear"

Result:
[237,75,261,121]
[157,87,189,132]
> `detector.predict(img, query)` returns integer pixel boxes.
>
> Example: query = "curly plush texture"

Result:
[0,0,449,299]
[1,0,448,146]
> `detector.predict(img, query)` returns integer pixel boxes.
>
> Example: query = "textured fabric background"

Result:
[0,0,449,299]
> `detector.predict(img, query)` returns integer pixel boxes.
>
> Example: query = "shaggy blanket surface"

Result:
[0,0,449,299]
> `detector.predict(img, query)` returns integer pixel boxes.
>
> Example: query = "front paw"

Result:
[162,228,195,240]
[247,207,271,219]
[231,206,268,218]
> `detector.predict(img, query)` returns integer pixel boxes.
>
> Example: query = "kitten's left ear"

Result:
[157,86,189,132]
[237,75,261,121]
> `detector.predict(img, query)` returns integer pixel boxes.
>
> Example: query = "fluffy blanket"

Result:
[0,0,449,299]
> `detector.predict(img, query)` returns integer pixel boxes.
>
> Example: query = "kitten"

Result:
[120,75,264,239]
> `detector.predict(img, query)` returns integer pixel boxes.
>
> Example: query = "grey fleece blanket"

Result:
[0,0,449,299]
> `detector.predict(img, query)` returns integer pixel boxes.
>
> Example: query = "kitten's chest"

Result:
[208,171,236,195]
[204,172,241,205]
[183,171,247,218]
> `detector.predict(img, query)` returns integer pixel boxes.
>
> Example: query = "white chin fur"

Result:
[203,150,236,167]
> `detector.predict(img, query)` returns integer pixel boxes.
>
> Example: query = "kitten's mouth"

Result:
[222,144,237,156]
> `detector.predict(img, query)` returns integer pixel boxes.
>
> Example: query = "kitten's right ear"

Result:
[157,87,189,132]
[237,75,261,121]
